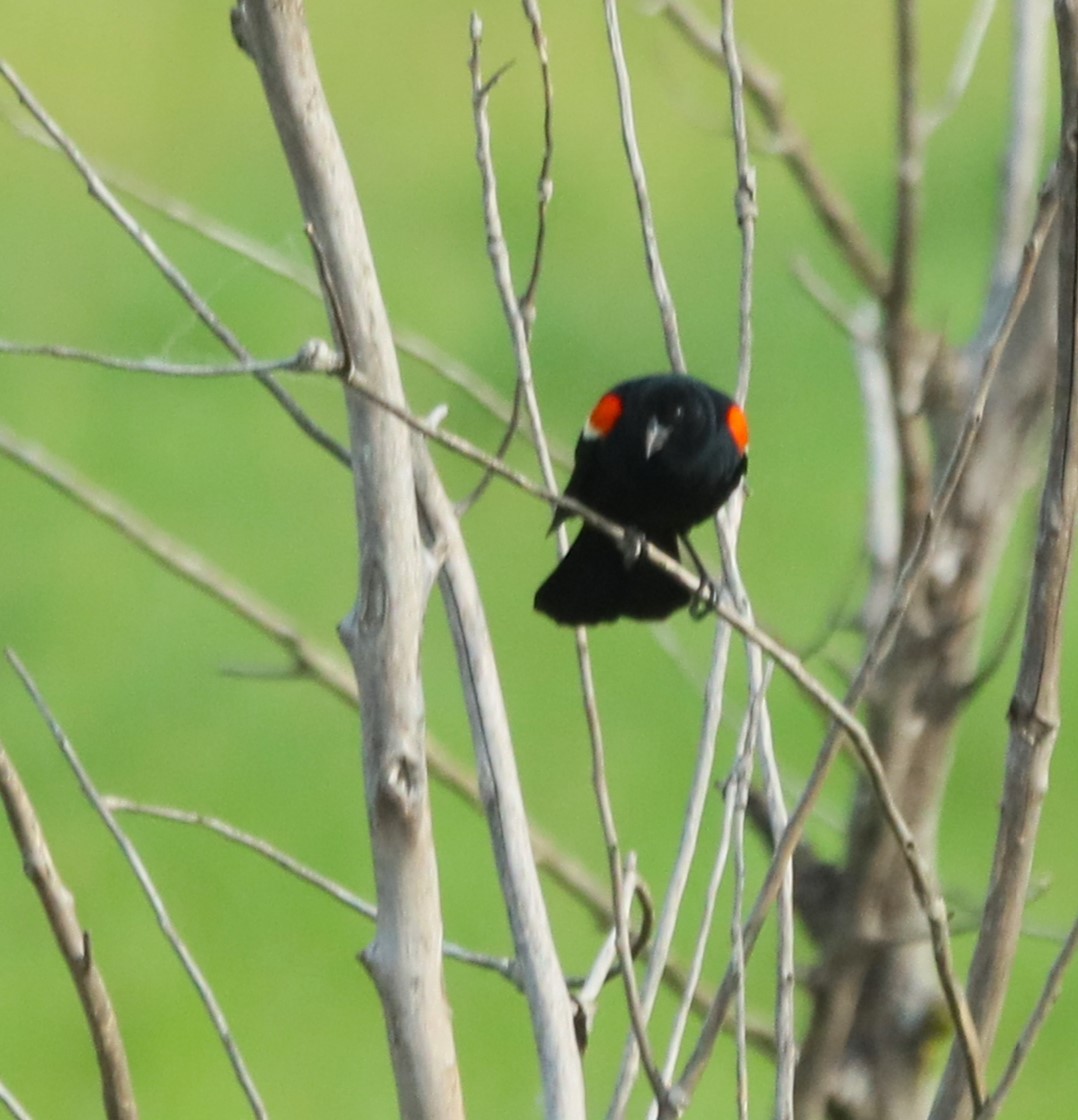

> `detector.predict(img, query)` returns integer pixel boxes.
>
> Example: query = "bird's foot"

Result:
[688,576,723,620]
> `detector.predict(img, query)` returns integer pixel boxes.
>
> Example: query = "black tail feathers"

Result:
[534,528,691,625]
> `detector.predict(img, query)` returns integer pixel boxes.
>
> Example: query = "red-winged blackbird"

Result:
[534,373,749,625]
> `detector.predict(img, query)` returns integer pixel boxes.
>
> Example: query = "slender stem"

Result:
[7,651,267,1119]
[604,0,686,372]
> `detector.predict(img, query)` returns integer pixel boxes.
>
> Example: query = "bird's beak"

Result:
[645,416,672,459]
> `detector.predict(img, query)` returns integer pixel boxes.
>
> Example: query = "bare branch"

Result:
[573,904,623,1051]
[0,1080,31,1120]
[397,326,571,467]
[730,705,752,1120]
[6,651,266,1119]
[850,308,903,637]
[659,0,890,298]
[468,15,561,500]
[518,0,555,333]
[930,7,1078,1111]
[610,619,735,1118]
[106,798,520,985]
[791,256,873,344]
[0,338,335,378]
[720,0,757,401]
[712,0,793,1104]
[0,420,625,975]
[645,704,754,1120]
[976,911,1078,1120]
[9,100,576,474]
[0,59,348,467]
[921,0,1000,136]
[604,0,686,372]
[463,24,595,1110]
[721,539,795,1118]
[580,625,670,1106]
[6,102,577,474]
[411,443,587,1112]
[977,0,1052,347]
[0,738,137,1120]
[888,0,936,549]
[231,2,466,1114]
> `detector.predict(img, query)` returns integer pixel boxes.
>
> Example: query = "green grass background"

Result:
[1,1,1076,1116]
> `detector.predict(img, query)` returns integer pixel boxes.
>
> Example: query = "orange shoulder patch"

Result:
[726,402,749,454]
[584,392,624,439]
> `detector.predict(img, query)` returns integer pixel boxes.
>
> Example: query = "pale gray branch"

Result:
[612,618,734,1119]
[977,0,1051,348]
[604,0,686,372]
[929,8,1078,1113]
[0,1081,31,1120]
[0,58,347,468]
[921,0,1000,136]
[720,0,757,401]
[0,420,630,979]
[6,651,265,1119]
[0,737,137,1120]
[518,0,555,333]
[659,0,890,298]
[231,3,465,1116]
[645,698,752,1120]
[976,911,1078,1120]
[0,339,335,377]
[412,443,587,1115]
[106,798,520,985]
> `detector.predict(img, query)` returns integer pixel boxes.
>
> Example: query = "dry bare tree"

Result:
[2,1,1078,1119]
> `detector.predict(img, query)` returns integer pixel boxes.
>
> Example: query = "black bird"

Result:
[534,373,749,625]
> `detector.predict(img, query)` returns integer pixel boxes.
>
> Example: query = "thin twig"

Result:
[665,169,1059,1120]
[469,28,635,1110]
[721,524,795,1118]
[6,651,267,1120]
[397,326,572,467]
[13,81,561,456]
[604,0,686,372]
[646,704,752,1120]
[5,99,575,472]
[921,0,1000,136]
[720,0,757,402]
[0,1081,31,1120]
[0,421,615,943]
[518,0,555,334]
[105,798,520,985]
[468,15,560,502]
[976,911,1078,1120]
[610,617,735,1118]
[714,2,788,1104]
[930,9,1078,1109]
[790,256,875,345]
[888,0,934,547]
[975,0,1051,348]
[659,0,890,298]
[573,868,644,1053]
[730,692,753,1120]
[331,361,895,801]
[0,738,137,1120]
[588,781,669,1110]
[0,339,336,378]
[0,59,349,468]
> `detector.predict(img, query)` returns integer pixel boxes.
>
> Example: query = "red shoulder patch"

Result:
[726,403,749,454]
[584,392,624,440]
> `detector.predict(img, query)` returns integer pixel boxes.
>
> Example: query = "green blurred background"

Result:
[1,1,1076,1116]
